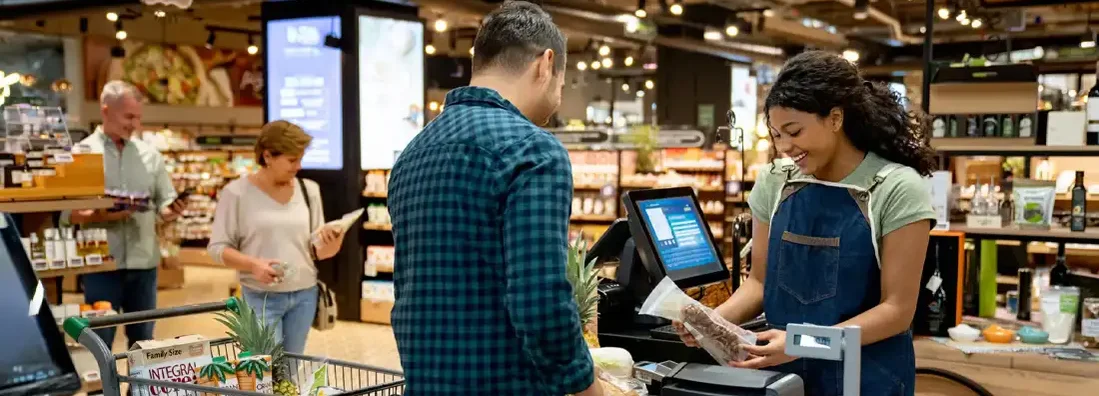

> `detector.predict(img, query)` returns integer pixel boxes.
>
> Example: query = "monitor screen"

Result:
[635,195,724,282]
[358,14,424,170]
[265,16,344,170]
[0,215,78,394]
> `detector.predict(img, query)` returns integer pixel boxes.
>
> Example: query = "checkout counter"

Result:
[588,187,863,396]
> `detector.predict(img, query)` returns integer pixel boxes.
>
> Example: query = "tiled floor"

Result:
[65,265,402,371]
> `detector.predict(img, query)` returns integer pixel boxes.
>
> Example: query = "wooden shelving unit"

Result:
[36,259,117,279]
[0,197,113,213]
[947,225,1099,244]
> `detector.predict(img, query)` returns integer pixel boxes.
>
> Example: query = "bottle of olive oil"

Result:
[1072,171,1087,232]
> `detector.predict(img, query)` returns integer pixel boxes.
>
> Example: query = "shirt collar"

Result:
[94,125,131,152]
[444,86,524,117]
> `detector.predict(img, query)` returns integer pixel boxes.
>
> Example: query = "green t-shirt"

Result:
[747,152,937,244]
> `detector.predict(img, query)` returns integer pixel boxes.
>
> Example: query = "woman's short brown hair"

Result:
[255,120,312,166]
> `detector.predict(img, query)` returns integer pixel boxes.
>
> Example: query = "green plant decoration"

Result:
[565,237,599,328]
[214,296,288,381]
[626,125,658,174]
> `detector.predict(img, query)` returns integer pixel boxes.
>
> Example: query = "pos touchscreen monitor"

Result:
[623,187,729,289]
[0,214,80,395]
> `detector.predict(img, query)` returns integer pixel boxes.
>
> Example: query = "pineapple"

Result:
[215,297,297,395]
[566,236,601,348]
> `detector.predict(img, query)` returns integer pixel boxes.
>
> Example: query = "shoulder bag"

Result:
[298,178,338,331]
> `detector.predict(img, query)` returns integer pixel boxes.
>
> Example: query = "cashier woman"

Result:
[675,50,937,395]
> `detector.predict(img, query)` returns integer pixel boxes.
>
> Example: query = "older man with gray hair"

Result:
[63,80,183,349]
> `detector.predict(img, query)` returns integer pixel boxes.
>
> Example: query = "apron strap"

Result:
[868,163,902,193]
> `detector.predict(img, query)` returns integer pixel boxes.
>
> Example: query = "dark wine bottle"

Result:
[1089,61,1099,145]
[1050,244,1071,287]
[1072,170,1087,232]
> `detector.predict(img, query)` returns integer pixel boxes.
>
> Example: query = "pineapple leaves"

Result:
[566,236,600,328]
[215,295,289,380]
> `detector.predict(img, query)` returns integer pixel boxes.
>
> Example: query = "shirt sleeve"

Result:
[877,168,937,236]
[499,133,594,395]
[152,152,178,209]
[208,186,241,265]
[747,163,785,224]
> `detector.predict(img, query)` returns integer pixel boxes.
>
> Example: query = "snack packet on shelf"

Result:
[639,277,756,364]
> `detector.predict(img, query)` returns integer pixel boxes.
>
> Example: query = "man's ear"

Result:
[538,49,555,81]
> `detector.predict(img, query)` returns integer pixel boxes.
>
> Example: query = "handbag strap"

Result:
[298,178,319,261]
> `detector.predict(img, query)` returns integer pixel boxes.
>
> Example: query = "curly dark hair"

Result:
[764,50,937,176]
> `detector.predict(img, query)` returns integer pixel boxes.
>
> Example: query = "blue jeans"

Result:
[240,286,318,354]
[83,269,158,349]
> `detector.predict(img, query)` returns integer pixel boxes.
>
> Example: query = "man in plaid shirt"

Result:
[387,2,601,395]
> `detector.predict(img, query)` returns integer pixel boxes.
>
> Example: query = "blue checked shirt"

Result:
[388,86,593,395]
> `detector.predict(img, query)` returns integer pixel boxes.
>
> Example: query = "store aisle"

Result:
[64,266,401,370]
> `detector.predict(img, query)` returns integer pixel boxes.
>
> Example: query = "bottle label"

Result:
[1088,101,1099,132]
[85,254,103,266]
[32,259,49,271]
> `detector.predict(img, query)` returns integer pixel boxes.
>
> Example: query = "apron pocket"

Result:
[777,231,840,304]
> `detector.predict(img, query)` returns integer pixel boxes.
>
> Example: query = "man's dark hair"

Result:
[472,1,566,75]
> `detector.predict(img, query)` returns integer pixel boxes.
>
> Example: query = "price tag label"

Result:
[364,260,378,277]
[52,152,74,164]
[926,274,943,293]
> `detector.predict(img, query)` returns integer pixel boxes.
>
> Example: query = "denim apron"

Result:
[763,164,915,396]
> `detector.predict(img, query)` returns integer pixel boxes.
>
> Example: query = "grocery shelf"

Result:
[574,183,612,190]
[933,142,1099,156]
[663,166,725,173]
[0,197,114,213]
[36,259,116,279]
[570,214,617,222]
[363,223,392,231]
[948,224,1099,244]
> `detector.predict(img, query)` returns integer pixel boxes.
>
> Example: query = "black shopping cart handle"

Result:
[62,298,239,340]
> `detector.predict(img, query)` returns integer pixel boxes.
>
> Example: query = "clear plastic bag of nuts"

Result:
[640,277,757,364]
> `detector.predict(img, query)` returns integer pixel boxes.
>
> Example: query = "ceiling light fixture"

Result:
[106,12,119,22]
[622,83,630,92]
[635,0,647,18]
[469,47,475,56]
[205,30,216,49]
[1082,31,1096,49]
[842,49,860,63]
[971,18,983,29]
[115,21,126,41]
[425,44,436,54]
[636,90,645,98]
[670,2,683,16]
[428,101,439,112]
[591,60,602,70]
[624,56,634,66]
[853,0,869,20]
[601,57,613,68]
[956,10,967,22]
[703,28,723,41]
[247,36,258,55]
[154,10,166,18]
[725,24,739,37]
[645,79,654,90]
[577,61,588,71]
[938,7,950,20]
[599,44,611,56]
[434,19,448,33]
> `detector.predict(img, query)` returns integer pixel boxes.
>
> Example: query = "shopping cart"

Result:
[62,298,404,396]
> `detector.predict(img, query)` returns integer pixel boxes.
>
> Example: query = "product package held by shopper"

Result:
[127,335,212,396]
[640,277,756,364]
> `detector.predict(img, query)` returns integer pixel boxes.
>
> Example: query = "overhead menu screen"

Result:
[358,14,424,170]
[266,16,344,170]
[637,196,723,279]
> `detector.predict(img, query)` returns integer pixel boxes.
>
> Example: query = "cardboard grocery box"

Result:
[127,335,212,396]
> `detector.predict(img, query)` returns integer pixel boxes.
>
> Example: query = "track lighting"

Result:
[725,24,739,37]
[205,30,216,49]
[938,7,950,19]
[635,0,647,18]
[622,83,630,92]
[106,12,118,22]
[645,80,654,90]
[599,44,611,56]
[842,49,860,63]
[853,0,869,20]
[624,56,634,67]
[247,36,258,55]
[425,44,436,55]
[601,57,613,68]
[434,19,448,33]
[591,60,602,70]
[114,21,126,41]
[669,2,683,16]
[577,61,587,71]
[971,19,983,29]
